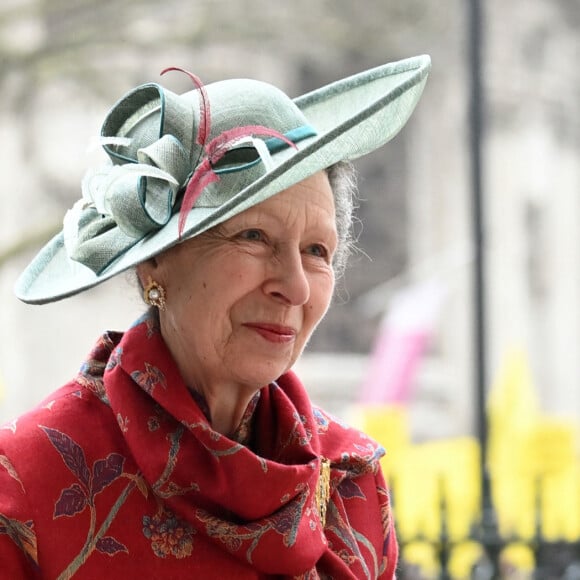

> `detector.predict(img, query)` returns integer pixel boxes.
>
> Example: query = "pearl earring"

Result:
[143,278,166,311]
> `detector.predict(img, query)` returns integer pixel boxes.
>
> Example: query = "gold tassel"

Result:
[316,457,331,527]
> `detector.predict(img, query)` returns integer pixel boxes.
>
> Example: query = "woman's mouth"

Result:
[243,323,297,343]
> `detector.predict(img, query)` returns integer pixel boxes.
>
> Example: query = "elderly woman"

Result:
[0,56,429,579]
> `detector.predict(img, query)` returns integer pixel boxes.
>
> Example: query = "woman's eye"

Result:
[239,229,264,241]
[306,244,328,259]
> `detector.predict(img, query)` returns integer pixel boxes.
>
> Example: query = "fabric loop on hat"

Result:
[65,159,181,273]
[64,205,138,273]
[104,166,177,239]
[137,134,191,185]
[102,83,198,166]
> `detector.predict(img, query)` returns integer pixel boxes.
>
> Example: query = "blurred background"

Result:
[1,0,579,577]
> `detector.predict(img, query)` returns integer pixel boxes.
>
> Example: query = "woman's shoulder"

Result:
[275,370,385,475]
[0,327,123,454]
[0,378,122,576]
[0,378,116,456]
[0,379,123,533]
[312,404,385,476]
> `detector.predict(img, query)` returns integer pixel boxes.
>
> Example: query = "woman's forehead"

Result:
[226,173,335,226]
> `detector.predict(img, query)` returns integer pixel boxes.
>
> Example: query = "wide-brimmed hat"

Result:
[15,55,430,304]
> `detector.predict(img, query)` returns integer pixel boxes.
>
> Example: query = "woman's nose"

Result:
[263,248,310,306]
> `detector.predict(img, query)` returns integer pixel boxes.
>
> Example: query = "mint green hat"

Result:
[15,55,430,304]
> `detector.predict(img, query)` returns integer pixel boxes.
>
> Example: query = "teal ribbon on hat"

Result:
[63,125,317,274]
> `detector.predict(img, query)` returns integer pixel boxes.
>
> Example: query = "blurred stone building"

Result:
[0,0,579,441]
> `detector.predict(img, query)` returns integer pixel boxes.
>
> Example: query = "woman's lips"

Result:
[243,323,297,343]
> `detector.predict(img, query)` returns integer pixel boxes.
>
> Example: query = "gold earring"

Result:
[143,278,166,311]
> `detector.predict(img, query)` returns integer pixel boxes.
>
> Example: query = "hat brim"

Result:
[15,55,431,304]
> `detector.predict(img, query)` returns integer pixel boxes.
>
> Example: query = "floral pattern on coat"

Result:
[0,314,398,578]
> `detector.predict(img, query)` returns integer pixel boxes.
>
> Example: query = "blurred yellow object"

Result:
[487,347,539,474]
[402,540,439,579]
[500,542,535,577]
[389,445,442,542]
[448,541,483,580]
[410,438,480,541]
[492,473,537,540]
[529,418,578,476]
[354,404,410,468]
[486,348,543,539]
[357,405,480,542]
[435,438,481,540]
[541,464,580,541]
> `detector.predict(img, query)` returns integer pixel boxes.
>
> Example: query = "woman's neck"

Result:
[194,383,257,437]
[156,310,261,437]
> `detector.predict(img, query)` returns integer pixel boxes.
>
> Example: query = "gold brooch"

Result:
[316,457,331,527]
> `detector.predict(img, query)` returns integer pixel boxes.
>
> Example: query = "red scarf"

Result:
[0,314,398,578]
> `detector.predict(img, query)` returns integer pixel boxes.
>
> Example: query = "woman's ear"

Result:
[135,257,160,288]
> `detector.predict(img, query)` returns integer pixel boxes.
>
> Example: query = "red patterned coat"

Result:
[0,315,398,579]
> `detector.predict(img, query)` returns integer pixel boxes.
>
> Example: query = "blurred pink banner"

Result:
[359,280,446,405]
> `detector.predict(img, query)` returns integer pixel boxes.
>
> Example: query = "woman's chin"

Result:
[235,362,291,390]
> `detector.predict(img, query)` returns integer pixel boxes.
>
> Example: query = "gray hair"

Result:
[326,161,358,278]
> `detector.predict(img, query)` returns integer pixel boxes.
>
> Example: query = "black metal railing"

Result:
[393,479,580,579]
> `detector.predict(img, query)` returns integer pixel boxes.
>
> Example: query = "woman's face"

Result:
[143,171,337,391]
